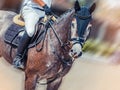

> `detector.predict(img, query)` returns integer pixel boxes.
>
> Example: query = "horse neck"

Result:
[52,9,75,44]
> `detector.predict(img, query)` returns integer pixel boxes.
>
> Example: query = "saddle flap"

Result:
[4,23,24,47]
[4,22,46,48]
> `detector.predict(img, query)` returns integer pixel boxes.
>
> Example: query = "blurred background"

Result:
[1,0,120,90]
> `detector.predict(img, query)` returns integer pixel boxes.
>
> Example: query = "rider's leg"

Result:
[13,6,45,69]
[13,31,31,69]
[22,6,45,37]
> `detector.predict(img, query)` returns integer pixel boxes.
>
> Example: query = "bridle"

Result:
[35,14,72,52]
[38,10,92,50]
[52,13,92,50]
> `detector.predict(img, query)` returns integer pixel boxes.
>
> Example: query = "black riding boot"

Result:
[13,32,31,69]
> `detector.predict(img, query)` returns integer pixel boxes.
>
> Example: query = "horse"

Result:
[0,2,96,90]
[0,0,22,13]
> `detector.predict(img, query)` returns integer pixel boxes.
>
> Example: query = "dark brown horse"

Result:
[0,2,96,90]
[0,0,22,13]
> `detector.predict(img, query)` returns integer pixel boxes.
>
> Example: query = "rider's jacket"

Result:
[22,0,52,9]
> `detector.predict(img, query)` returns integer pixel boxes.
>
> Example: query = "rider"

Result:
[13,0,52,69]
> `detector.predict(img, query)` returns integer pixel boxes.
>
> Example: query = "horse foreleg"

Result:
[25,73,38,90]
[47,77,62,90]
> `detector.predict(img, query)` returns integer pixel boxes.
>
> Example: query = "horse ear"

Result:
[89,3,96,14]
[74,0,81,12]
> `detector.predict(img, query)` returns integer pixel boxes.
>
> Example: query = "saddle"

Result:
[4,15,46,49]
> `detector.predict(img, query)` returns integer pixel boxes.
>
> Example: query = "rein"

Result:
[37,9,92,85]
[36,10,92,55]
[37,12,74,85]
[49,20,72,50]
[35,15,72,52]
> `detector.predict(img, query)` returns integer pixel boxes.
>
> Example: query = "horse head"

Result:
[69,2,96,58]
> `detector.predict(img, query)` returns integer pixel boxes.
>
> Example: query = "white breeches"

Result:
[21,6,45,37]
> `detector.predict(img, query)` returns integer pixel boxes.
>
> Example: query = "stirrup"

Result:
[13,14,25,26]
[13,56,24,69]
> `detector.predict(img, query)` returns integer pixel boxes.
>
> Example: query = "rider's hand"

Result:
[43,5,52,15]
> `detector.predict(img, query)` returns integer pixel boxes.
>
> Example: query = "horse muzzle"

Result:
[69,49,82,58]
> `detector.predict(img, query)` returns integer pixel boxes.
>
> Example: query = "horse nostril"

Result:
[74,52,77,55]
[71,49,73,52]
[78,52,82,57]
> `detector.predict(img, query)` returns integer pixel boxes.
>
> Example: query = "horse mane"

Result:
[57,8,74,23]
